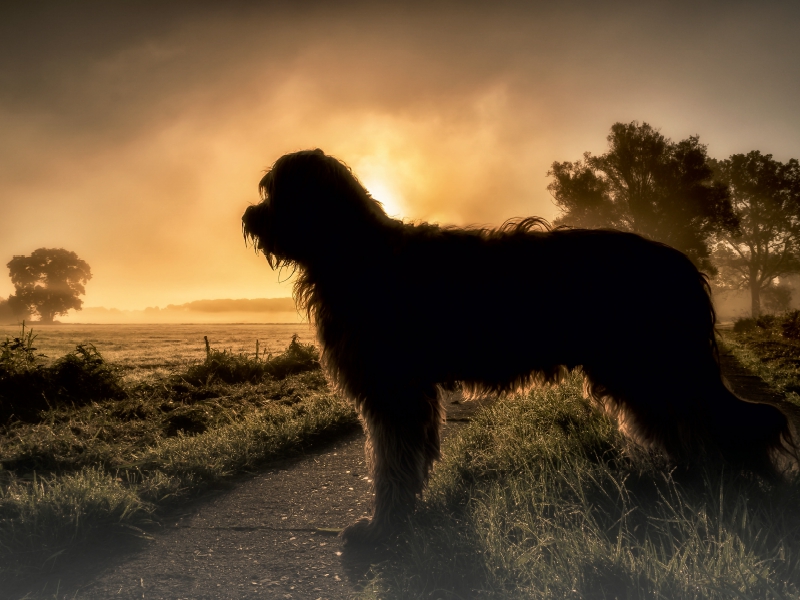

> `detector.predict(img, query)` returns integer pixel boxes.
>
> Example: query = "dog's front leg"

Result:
[341,389,442,546]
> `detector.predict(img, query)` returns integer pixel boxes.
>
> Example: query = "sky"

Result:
[1,0,799,314]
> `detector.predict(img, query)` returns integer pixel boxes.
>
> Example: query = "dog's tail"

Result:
[707,383,798,478]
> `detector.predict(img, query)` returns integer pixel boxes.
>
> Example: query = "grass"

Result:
[360,373,800,599]
[0,327,357,581]
[718,312,800,402]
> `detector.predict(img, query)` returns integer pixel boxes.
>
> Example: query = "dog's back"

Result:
[341,222,714,388]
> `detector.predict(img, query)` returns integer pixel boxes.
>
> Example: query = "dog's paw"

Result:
[339,518,389,547]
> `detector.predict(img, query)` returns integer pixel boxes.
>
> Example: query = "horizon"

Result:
[1,1,799,311]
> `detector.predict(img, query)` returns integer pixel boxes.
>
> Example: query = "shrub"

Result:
[0,322,40,373]
[45,344,125,404]
[732,317,757,333]
[263,334,321,379]
[182,334,320,385]
[782,310,800,340]
[756,314,779,329]
[0,324,47,422]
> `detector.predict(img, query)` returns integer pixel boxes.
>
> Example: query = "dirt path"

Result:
[7,351,794,600]
[7,394,485,600]
[71,431,371,600]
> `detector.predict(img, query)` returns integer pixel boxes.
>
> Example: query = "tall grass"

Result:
[361,374,800,599]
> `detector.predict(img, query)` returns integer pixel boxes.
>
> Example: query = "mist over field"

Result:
[57,297,302,324]
[1,1,799,316]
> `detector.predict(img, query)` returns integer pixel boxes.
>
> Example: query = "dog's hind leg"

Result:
[341,385,443,546]
[705,380,797,477]
[585,351,797,477]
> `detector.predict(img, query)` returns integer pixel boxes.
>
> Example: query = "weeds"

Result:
[182,333,320,385]
[0,321,41,371]
[0,323,125,423]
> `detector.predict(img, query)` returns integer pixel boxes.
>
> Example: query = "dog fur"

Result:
[242,149,797,545]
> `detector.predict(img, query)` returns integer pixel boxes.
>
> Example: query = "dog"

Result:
[242,148,797,545]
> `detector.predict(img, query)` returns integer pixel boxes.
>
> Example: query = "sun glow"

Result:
[362,177,405,219]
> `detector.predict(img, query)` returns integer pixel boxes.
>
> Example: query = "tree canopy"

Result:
[711,151,800,317]
[7,248,92,324]
[548,121,738,275]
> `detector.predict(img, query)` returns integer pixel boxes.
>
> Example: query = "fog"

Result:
[1,1,798,312]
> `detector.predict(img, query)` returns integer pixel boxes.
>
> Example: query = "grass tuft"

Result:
[0,467,150,572]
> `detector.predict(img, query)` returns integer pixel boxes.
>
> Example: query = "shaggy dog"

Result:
[242,149,797,545]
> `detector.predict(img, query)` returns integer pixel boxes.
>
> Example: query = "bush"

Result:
[183,334,320,385]
[733,311,800,341]
[782,310,800,340]
[732,318,757,333]
[0,325,124,423]
[756,314,779,329]
[732,315,782,334]
[45,344,125,404]
[0,324,48,422]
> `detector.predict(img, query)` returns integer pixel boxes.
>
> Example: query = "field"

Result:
[4,319,800,597]
[0,323,317,383]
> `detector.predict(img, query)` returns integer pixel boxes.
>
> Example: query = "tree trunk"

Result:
[751,282,761,318]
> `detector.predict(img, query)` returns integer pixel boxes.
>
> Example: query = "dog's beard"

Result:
[242,203,278,267]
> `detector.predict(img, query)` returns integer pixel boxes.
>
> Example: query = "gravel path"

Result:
[7,351,795,600]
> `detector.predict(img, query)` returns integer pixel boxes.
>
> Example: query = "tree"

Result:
[7,248,92,324]
[711,151,800,317]
[547,121,738,275]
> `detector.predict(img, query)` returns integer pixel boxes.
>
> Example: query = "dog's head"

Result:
[243,149,388,268]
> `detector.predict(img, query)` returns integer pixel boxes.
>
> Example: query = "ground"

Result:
[3,350,793,600]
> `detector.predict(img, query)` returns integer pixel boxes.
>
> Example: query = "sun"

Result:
[362,178,404,218]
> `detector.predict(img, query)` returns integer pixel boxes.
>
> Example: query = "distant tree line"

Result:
[2,128,798,322]
[549,121,800,317]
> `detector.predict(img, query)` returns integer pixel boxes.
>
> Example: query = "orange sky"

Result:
[1,1,799,312]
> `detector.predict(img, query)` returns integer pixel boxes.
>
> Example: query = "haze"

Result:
[1,1,798,317]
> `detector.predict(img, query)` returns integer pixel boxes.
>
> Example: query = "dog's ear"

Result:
[246,149,390,266]
[270,150,386,228]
